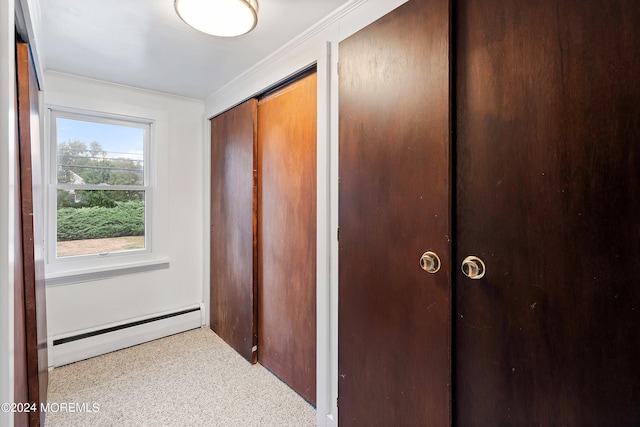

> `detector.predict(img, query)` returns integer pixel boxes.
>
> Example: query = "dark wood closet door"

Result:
[455,0,640,424]
[14,42,29,427]
[338,0,451,424]
[16,41,47,427]
[257,72,317,405]
[210,99,258,363]
[14,143,28,427]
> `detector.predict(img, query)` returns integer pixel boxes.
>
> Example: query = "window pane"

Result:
[56,117,145,186]
[56,189,145,257]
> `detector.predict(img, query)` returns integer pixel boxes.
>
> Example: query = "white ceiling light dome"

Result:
[175,0,259,37]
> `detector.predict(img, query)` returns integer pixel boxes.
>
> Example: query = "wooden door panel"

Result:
[455,0,640,424]
[210,99,258,364]
[16,41,47,427]
[14,46,28,427]
[338,0,451,424]
[257,72,317,405]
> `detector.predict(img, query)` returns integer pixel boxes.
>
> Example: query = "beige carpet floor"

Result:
[44,328,316,426]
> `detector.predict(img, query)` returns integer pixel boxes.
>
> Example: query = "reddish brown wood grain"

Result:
[338,0,451,424]
[16,41,47,427]
[210,99,258,364]
[454,0,640,424]
[257,72,317,405]
[14,46,28,427]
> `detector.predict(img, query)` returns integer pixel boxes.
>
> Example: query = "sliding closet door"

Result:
[16,41,48,427]
[210,99,258,363]
[14,41,29,427]
[338,0,451,424]
[257,72,317,405]
[455,0,640,424]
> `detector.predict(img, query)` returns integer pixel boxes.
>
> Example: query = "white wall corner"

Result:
[1,1,16,425]
[202,116,211,328]
[199,302,206,326]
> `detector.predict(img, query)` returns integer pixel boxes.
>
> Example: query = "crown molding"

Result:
[211,0,368,100]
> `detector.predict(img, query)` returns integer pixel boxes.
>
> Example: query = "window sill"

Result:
[45,258,170,287]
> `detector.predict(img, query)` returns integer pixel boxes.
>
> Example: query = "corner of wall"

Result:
[0,1,16,425]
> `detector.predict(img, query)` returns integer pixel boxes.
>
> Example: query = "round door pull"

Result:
[461,255,486,279]
[420,251,441,273]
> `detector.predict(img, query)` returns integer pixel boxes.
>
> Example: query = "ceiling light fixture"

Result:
[174,0,259,37]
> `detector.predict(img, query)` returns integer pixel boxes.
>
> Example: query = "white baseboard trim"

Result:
[50,303,204,367]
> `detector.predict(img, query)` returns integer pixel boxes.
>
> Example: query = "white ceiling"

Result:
[39,0,352,99]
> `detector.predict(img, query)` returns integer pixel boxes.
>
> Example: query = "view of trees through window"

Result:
[53,114,149,258]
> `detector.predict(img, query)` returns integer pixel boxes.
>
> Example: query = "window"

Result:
[49,109,152,261]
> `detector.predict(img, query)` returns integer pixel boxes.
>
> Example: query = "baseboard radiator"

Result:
[50,303,205,367]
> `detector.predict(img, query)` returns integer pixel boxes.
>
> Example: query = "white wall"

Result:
[44,72,205,354]
[0,0,16,425]
[203,1,408,425]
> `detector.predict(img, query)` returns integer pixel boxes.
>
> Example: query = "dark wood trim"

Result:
[13,42,28,427]
[16,40,48,427]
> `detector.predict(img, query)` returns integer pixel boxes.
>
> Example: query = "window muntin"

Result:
[50,110,152,260]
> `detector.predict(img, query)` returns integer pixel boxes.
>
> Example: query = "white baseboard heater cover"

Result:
[51,303,204,367]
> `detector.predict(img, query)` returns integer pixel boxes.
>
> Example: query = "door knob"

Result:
[461,256,486,279]
[420,251,441,273]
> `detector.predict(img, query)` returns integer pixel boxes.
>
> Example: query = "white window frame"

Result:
[46,107,155,268]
